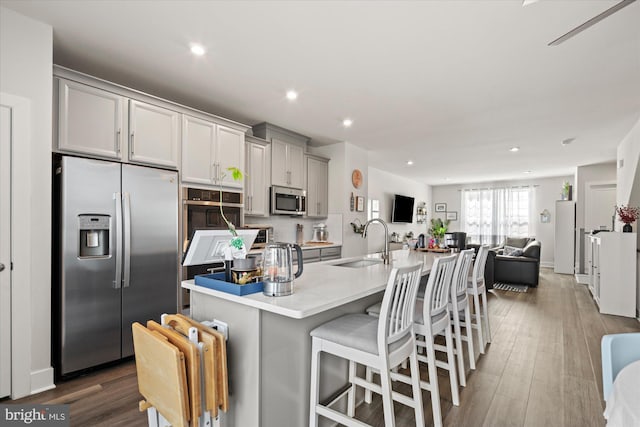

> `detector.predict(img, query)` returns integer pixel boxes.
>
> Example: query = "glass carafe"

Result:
[262,243,303,296]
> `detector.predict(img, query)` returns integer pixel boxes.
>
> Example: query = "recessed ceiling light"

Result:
[407,160,414,166]
[190,44,205,56]
[524,170,532,174]
[509,146,520,152]
[561,138,575,146]
[286,90,298,101]
[342,118,353,128]
[445,177,451,181]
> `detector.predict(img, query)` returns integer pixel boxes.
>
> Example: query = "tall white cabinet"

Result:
[245,136,270,216]
[306,155,329,218]
[587,232,637,317]
[554,201,575,274]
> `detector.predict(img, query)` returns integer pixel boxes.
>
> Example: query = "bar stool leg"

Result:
[309,339,321,427]
[464,303,476,370]
[452,308,466,386]
[473,293,485,354]
[408,350,425,426]
[482,290,492,344]
[364,367,373,404]
[425,338,443,427]
[445,324,460,406]
[347,360,356,417]
[379,362,396,427]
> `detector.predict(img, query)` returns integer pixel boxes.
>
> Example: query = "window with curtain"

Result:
[461,186,534,245]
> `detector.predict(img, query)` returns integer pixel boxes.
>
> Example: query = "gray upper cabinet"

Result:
[306,155,329,218]
[252,122,308,190]
[57,78,180,169]
[182,114,244,188]
[272,139,304,188]
[54,67,251,176]
[128,100,179,169]
[57,78,126,160]
[245,137,270,216]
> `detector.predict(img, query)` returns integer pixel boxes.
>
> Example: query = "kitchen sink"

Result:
[333,259,383,268]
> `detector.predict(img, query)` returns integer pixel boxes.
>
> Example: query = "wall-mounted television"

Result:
[391,194,415,223]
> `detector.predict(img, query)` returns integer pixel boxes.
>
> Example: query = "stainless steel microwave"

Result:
[271,185,306,215]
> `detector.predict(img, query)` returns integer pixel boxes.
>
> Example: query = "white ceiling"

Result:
[3,0,640,185]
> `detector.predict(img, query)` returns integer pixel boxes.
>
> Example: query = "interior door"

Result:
[0,104,11,398]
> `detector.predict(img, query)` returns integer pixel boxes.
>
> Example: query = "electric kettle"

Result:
[262,243,304,296]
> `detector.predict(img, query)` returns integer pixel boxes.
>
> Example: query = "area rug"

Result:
[492,282,529,293]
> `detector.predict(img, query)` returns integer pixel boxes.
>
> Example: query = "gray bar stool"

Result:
[308,263,425,427]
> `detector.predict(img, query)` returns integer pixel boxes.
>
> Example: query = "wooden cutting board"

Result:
[147,321,201,427]
[177,313,229,412]
[132,322,189,427]
[164,314,218,417]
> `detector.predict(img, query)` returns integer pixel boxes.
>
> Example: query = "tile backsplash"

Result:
[246,213,343,244]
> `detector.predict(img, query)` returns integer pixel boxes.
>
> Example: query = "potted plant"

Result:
[219,167,248,280]
[561,181,572,200]
[428,218,450,247]
[615,205,640,232]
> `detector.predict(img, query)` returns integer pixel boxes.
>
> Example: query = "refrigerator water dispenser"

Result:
[78,215,110,257]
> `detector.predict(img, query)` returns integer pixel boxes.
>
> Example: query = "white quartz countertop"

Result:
[182,249,445,319]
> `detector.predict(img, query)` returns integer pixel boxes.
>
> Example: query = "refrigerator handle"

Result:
[114,192,123,289]
[123,192,132,288]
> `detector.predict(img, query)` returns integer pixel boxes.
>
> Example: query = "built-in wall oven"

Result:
[182,188,243,306]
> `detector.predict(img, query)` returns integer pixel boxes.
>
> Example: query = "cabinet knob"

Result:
[0,263,5,272]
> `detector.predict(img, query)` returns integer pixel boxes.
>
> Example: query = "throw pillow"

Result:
[505,237,531,249]
[503,245,523,257]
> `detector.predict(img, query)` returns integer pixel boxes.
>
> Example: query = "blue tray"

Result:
[194,272,264,296]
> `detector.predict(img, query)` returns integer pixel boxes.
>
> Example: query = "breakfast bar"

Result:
[182,249,441,427]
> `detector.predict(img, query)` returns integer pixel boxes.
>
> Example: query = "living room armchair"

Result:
[491,237,541,287]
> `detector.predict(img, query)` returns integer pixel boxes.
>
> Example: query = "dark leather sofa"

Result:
[492,237,541,287]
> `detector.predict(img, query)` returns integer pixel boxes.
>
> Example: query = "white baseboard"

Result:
[30,367,55,395]
[575,273,590,285]
[540,261,553,268]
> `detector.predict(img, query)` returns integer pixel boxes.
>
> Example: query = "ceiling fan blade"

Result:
[548,0,637,46]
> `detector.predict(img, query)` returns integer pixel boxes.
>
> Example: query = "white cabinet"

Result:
[216,125,245,187]
[245,137,270,216]
[271,139,304,188]
[182,114,244,188]
[57,78,180,169]
[587,233,636,317]
[128,100,179,168]
[554,201,575,274]
[57,78,125,160]
[306,155,329,218]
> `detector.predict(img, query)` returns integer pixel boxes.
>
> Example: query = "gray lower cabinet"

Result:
[294,246,341,264]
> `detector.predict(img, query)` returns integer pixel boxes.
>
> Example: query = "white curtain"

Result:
[461,186,535,245]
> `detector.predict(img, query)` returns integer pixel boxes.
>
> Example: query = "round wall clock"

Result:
[351,169,363,188]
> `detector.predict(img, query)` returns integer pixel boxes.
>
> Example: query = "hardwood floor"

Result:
[6,269,639,426]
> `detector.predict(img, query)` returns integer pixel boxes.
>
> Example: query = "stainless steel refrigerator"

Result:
[54,155,179,377]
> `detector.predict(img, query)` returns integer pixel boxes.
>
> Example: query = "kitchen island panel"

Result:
[260,293,383,427]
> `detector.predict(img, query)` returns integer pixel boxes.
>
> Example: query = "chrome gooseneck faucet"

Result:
[362,218,390,264]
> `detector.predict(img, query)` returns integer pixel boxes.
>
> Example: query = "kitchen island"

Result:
[182,249,442,427]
